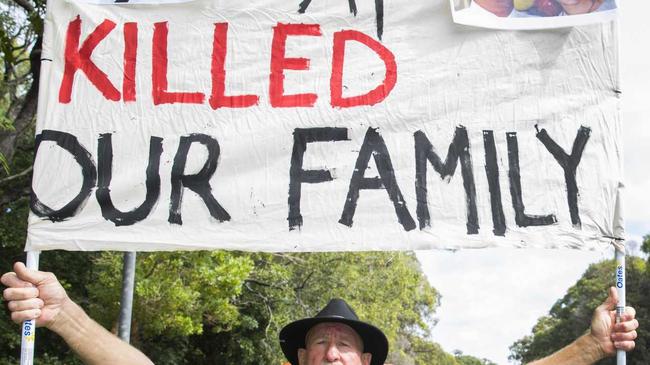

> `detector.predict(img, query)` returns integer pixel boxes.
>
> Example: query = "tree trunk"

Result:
[0,34,41,163]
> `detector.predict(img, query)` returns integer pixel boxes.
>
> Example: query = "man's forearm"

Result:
[527,332,605,365]
[49,300,153,365]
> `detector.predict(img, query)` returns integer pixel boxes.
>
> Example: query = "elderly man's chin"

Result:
[307,359,363,365]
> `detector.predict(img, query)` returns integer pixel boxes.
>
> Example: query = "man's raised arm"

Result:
[2,262,153,365]
[528,287,638,365]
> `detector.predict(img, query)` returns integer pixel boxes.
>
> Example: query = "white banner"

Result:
[26,0,622,252]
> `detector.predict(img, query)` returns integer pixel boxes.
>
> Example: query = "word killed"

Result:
[59,16,396,108]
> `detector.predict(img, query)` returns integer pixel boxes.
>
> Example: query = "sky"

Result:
[416,2,650,364]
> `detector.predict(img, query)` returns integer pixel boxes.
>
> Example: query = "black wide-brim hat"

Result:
[279,299,388,365]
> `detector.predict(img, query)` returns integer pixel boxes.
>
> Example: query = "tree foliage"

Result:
[509,237,650,365]
[84,251,443,365]
[0,0,43,167]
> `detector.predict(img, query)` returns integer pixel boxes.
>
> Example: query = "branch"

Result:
[12,0,35,13]
[264,300,272,336]
[13,58,31,66]
[383,253,396,267]
[143,257,161,279]
[0,33,41,160]
[294,271,314,291]
[244,279,272,287]
[244,278,285,290]
[0,186,30,207]
[271,252,306,264]
[0,165,32,184]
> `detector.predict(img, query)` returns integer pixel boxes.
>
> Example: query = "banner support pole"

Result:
[117,251,137,343]
[20,251,40,365]
[613,9,626,365]
[614,243,626,365]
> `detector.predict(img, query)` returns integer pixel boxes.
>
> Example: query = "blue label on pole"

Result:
[616,265,624,288]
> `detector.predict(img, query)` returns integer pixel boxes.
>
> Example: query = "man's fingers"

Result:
[612,330,637,342]
[10,308,41,324]
[614,319,639,333]
[3,287,39,301]
[7,298,45,312]
[609,308,637,323]
[614,340,636,352]
[0,272,34,289]
[13,262,55,285]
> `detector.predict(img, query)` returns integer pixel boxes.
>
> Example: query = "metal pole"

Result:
[117,251,137,343]
[20,251,40,365]
[614,244,626,365]
[613,7,625,363]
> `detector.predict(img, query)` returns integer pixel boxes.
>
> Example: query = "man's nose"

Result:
[325,342,341,362]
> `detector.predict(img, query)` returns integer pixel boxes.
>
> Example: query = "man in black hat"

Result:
[279,298,387,365]
[2,262,640,365]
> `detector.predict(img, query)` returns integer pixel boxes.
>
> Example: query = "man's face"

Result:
[297,323,372,365]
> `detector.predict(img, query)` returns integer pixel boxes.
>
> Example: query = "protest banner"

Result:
[26,0,622,252]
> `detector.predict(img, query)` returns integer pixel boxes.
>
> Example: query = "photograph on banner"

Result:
[450,0,618,30]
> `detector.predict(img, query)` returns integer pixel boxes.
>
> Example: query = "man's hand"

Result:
[589,286,638,356]
[2,262,71,329]
[3,261,154,365]
[527,287,638,365]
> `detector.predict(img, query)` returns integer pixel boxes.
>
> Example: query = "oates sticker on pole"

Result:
[27,0,622,252]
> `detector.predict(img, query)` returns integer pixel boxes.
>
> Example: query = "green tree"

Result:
[509,239,649,365]
[453,350,498,365]
[123,251,492,365]
[1,0,45,330]
[0,6,81,363]
[0,0,43,164]
[87,251,441,365]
